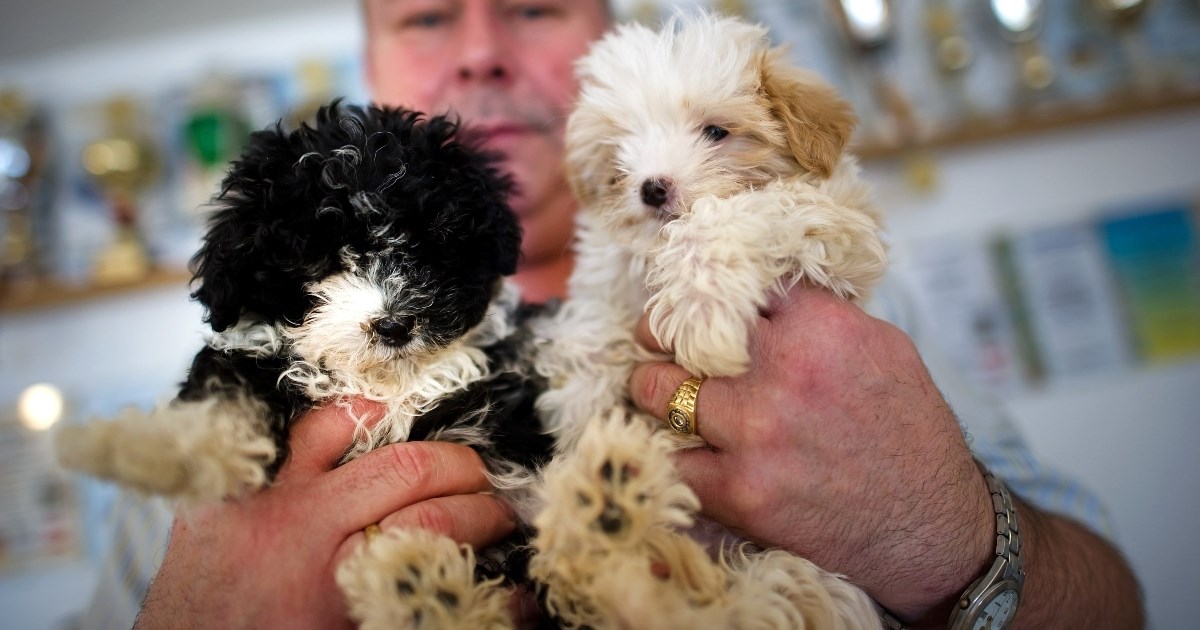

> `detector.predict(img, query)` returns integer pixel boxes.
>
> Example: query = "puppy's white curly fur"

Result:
[532,11,887,629]
[538,12,886,447]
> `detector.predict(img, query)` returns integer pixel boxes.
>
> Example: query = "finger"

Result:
[383,493,516,548]
[282,398,387,478]
[634,314,666,353]
[674,447,739,526]
[628,361,732,449]
[319,441,494,534]
[335,492,516,565]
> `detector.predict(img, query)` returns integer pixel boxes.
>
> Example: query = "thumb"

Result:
[281,397,386,478]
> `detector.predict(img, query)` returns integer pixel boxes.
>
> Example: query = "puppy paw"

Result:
[541,412,697,548]
[54,422,190,495]
[54,399,276,502]
[670,323,751,378]
[646,289,753,378]
[337,528,511,630]
[726,547,883,630]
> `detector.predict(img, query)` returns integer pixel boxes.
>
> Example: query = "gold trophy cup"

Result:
[82,98,159,286]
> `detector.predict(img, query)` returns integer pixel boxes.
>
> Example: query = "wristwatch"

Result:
[947,464,1025,630]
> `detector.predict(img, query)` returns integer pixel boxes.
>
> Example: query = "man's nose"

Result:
[455,8,510,83]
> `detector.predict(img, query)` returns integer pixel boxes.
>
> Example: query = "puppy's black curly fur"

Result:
[180,100,551,481]
[193,101,521,334]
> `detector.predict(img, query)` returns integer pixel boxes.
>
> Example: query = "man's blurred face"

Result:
[364,0,609,265]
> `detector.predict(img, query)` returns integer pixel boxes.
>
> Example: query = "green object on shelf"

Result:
[184,109,249,169]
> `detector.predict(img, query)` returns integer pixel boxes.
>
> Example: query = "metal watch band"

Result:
[946,463,1025,630]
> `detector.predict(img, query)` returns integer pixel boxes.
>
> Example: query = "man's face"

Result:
[364,0,609,263]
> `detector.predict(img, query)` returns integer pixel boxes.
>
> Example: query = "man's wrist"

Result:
[886,462,998,629]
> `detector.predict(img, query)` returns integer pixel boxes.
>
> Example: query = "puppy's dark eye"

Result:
[702,125,729,141]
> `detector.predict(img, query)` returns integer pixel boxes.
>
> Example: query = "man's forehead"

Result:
[370,0,609,10]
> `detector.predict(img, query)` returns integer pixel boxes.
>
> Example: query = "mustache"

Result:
[446,91,563,135]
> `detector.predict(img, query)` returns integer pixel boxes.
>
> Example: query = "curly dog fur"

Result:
[55,102,554,626]
[531,11,888,629]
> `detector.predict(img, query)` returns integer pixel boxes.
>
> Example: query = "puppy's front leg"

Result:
[530,410,709,627]
[54,346,288,502]
[645,182,885,378]
[53,395,279,502]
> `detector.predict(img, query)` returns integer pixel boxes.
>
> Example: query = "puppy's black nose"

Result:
[597,501,626,534]
[640,178,671,208]
[372,315,416,347]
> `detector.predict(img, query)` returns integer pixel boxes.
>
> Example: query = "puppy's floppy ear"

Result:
[189,124,301,333]
[190,107,340,332]
[563,105,616,209]
[414,113,523,277]
[189,208,251,333]
[759,50,857,179]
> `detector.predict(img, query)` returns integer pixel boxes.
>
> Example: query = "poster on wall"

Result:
[1000,220,1135,384]
[1099,200,1200,362]
[905,235,1030,395]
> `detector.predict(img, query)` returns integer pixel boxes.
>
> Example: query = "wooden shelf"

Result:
[0,268,193,314]
[856,89,1200,161]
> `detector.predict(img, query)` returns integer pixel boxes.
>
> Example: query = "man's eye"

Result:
[512,4,557,20]
[402,11,448,29]
[702,125,730,141]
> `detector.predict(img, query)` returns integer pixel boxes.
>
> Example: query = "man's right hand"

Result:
[135,400,517,629]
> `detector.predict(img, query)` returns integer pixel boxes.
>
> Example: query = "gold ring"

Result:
[363,523,383,544]
[666,376,703,436]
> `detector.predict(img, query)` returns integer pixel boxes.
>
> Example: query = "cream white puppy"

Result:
[531,11,888,629]
[538,10,886,448]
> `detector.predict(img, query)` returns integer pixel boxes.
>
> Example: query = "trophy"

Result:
[287,60,337,129]
[0,88,51,288]
[828,0,920,144]
[82,97,159,286]
[714,0,750,18]
[924,0,977,125]
[628,0,662,24]
[829,0,939,191]
[1091,0,1159,95]
[988,0,1056,100]
[181,75,251,213]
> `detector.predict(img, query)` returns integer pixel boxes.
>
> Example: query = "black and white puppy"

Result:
[56,102,552,517]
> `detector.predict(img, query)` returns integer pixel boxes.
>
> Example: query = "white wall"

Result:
[2,2,1198,628]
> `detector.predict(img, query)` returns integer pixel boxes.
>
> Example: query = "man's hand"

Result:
[628,284,996,624]
[136,400,517,629]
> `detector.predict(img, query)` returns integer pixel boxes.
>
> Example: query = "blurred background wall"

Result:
[1,0,1197,628]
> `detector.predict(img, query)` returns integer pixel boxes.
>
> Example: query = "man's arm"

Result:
[1013,499,1144,628]
[627,284,1143,628]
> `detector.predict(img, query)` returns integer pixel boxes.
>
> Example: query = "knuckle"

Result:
[823,303,864,340]
[407,501,456,537]
[731,475,773,521]
[740,412,779,448]
[385,442,437,491]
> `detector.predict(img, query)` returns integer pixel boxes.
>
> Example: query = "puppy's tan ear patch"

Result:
[760,52,857,178]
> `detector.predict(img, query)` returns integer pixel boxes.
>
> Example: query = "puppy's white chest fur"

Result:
[212,282,522,461]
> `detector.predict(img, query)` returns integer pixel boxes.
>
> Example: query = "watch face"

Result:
[972,589,1019,630]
